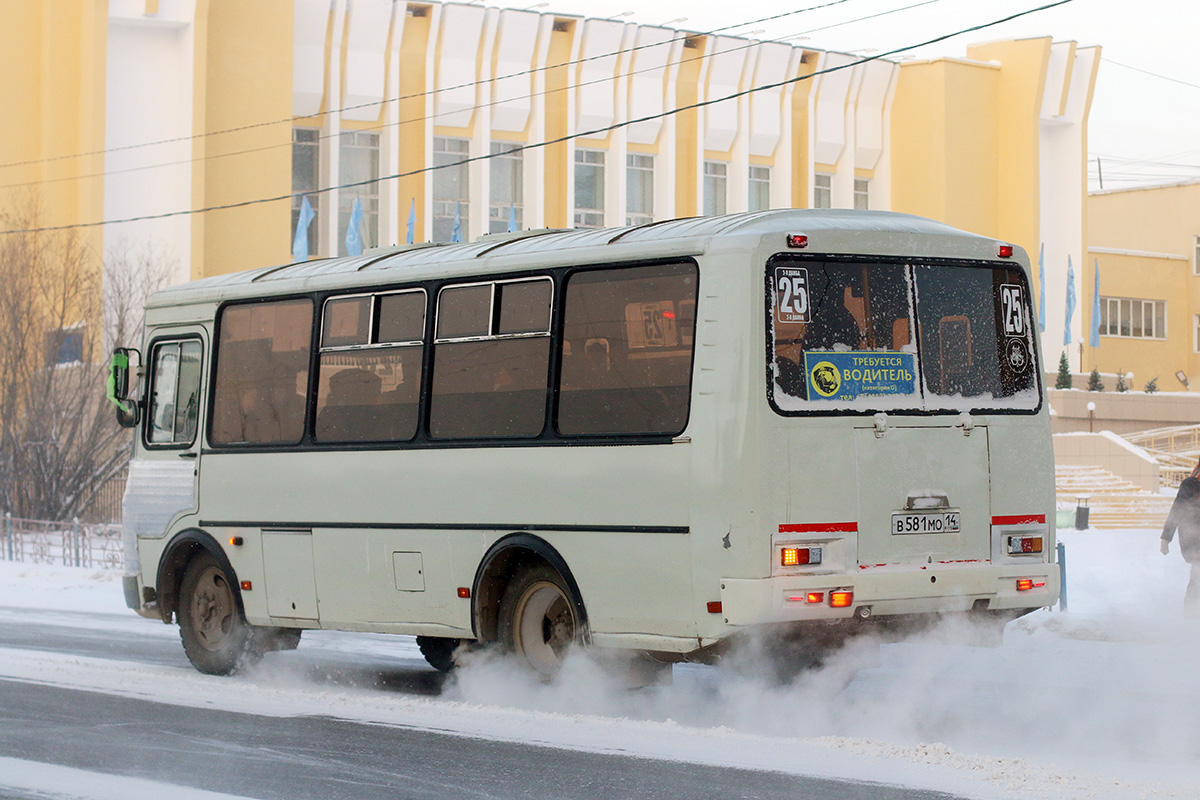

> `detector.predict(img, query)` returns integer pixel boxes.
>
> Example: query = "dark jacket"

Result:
[1162,477,1200,563]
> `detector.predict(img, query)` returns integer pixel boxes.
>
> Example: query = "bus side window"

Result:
[557,262,697,436]
[429,278,552,439]
[211,299,312,446]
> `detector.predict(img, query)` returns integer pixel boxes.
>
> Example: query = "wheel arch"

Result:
[471,532,589,645]
[155,528,242,624]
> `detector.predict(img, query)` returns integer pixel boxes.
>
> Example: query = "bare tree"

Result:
[0,202,170,520]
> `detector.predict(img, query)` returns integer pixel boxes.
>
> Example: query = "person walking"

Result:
[1161,466,1200,618]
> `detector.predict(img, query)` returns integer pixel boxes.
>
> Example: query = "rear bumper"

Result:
[720,561,1059,626]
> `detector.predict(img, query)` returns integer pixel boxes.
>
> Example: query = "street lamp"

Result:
[1087,401,1095,433]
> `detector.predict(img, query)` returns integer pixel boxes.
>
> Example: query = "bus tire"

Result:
[497,564,581,678]
[416,636,461,673]
[177,551,258,675]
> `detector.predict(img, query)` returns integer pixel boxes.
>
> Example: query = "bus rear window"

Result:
[768,260,1039,413]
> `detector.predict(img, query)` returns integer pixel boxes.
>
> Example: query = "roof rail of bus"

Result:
[473,228,572,257]
[357,242,440,269]
[606,216,699,244]
[249,258,333,282]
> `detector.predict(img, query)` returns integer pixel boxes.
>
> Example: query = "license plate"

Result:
[891,511,960,535]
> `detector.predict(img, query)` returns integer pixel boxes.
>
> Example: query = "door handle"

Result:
[179,451,198,459]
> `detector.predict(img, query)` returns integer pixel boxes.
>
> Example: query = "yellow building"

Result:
[1086,180,1200,391]
[0,1,1100,374]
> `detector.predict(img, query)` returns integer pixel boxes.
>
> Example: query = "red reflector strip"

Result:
[779,522,858,534]
[992,515,1046,526]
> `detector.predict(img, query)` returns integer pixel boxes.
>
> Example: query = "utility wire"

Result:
[1,0,1075,237]
[1102,57,1200,92]
[0,0,940,192]
[0,0,859,172]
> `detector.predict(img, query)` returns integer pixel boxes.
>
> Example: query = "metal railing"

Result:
[1123,424,1200,488]
[1,513,123,571]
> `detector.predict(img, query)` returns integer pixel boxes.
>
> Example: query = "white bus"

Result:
[111,209,1059,678]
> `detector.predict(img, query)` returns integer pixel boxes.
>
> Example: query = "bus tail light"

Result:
[829,590,853,608]
[997,242,1014,258]
[1016,578,1045,592]
[786,233,809,249]
[1007,535,1043,555]
[780,546,822,567]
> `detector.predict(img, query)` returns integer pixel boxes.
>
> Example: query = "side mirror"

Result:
[107,348,142,428]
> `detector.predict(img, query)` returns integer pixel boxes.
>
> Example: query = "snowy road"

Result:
[0,607,958,800]
[0,678,959,800]
[2,528,1200,800]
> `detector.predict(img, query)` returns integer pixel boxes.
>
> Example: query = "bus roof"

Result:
[146,209,989,309]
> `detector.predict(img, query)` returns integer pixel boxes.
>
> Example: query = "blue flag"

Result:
[292,196,314,262]
[1089,259,1101,347]
[345,196,364,256]
[451,202,462,243]
[1064,255,1076,346]
[508,203,517,233]
[1038,243,1046,333]
[406,198,415,244]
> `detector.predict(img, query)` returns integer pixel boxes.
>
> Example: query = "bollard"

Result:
[1057,541,1068,612]
[72,517,81,567]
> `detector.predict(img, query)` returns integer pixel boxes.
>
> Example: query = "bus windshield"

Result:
[768,259,1039,413]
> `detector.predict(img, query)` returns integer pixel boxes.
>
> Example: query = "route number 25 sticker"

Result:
[774,267,810,324]
[1000,284,1027,337]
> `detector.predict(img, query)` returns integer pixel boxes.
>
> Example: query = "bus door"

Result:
[852,421,991,567]
[128,329,208,541]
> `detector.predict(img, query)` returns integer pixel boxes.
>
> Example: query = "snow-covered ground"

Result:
[1,528,1198,800]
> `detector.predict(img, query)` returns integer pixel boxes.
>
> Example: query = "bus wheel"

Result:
[497,565,580,678]
[416,636,461,673]
[177,552,257,675]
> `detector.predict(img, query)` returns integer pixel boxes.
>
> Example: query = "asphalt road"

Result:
[0,609,964,800]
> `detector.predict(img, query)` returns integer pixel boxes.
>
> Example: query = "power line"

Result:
[0,0,1075,237]
[1102,57,1200,92]
[0,0,940,192]
[0,0,859,172]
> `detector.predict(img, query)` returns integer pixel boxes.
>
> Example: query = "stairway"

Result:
[1055,464,1174,530]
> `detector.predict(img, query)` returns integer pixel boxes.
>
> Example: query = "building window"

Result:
[1195,314,1200,352]
[338,131,379,254]
[489,143,523,233]
[814,172,832,209]
[854,178,870,210]
[574,149,605,229]
[749,165,771,212]
[626,154,654,226]
[433,137,470,242]
[45,324,85,366]
[703,161,727,216]
[292,128,321,256]
[1099,296,1167,339]
[1194,234,1200,276]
